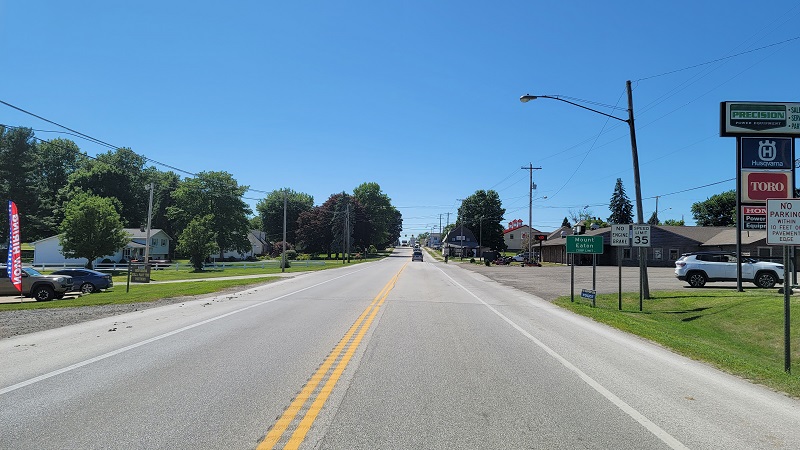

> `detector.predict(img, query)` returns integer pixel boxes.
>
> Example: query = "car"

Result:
[0,267,73,301]
[412,250,423,262]
[674,251,784,288]
[511,252,539,263]
[51,268,114,293]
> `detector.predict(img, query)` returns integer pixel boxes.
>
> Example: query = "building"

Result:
[442,225,480,257]
[32,228,172,266]
[503,219,542,252]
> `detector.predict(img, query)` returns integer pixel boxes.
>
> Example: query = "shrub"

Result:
[470,258,476,263]
[284,249,298,260]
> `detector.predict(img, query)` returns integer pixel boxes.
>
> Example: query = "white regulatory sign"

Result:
[766,199,800,245]
[632,224,651,247]
[611,224,630,246]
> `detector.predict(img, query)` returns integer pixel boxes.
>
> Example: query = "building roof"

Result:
[701,228,766,246]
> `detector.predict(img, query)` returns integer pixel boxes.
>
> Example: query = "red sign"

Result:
[7,201,22,293]
[742,171,791,202]
[742,205,767,215]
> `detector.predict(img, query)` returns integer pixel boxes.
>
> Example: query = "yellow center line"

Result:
[257,264,406,450]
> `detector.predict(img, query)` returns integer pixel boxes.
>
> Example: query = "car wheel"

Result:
[755,272,777,288]
[33,285,55,301]
[80,282,96,294]
[687,271,707,288]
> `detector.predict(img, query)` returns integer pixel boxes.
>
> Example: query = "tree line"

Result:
[0,126,402,268]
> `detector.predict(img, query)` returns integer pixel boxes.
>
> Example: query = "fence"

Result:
[29,260,327,272]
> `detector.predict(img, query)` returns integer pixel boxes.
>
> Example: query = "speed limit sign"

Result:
[632,224,651,247]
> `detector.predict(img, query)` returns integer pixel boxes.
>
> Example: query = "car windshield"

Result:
[22,267,43,276]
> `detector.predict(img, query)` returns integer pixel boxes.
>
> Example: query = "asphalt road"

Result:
[2,248,800,449]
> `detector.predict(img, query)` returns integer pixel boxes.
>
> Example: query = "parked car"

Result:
[412,250,424,262]
[51,268,113,293]
[511,252,539,262]
[0,267,73,301]
[674,251,783,288]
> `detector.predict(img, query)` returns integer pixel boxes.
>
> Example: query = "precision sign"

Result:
[766,199,800,245]
[566,235,603,254]
[720,102,800,136]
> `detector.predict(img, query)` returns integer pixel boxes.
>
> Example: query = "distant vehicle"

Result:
[0,267,73,301]
[412,250,423,262]
[51,268,113,293]
[674,251,783,288]
[401,240,409,247]
[511,252,538,262]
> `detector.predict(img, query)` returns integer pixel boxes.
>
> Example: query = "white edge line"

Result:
[436,265,689,450]
[1,266,371,396]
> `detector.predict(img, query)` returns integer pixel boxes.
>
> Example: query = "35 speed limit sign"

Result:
[631,224,651,247]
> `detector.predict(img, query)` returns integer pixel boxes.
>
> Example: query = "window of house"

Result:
[653,248,663,260]
[152,238,158,246]
[123,248,132,258]
[161,239,166,246]
[758,247,772,258]
[510,234,514,240]
[623,248,631,259]
[669,249,679,260]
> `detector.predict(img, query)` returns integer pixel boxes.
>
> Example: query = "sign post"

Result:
[611,224,630,310]
[566,235,604,304]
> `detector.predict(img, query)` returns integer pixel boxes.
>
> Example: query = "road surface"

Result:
[2,248,799,449]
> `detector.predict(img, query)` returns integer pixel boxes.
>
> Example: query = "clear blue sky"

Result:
[2,1,799,239]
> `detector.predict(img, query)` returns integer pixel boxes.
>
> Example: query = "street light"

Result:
[520,81,650,298]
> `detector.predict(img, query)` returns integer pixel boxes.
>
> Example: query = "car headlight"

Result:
[56,277,66,283]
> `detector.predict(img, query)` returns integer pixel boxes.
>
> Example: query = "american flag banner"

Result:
[7,200,22,292]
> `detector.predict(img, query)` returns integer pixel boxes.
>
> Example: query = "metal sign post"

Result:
[566,235,604,305]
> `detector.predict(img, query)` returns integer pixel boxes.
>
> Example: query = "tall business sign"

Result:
[721,101,799,373]
[7,201,22,293]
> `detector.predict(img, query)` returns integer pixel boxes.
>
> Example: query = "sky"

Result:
[2,1,799,240]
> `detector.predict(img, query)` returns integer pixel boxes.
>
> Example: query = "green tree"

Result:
[608,178,633,224]
[663,218,685,226]
[0,126,40,240]
[647,211,660,225]
[144,169,181,256]
[177,216,216,271]
[59,194,129,269]
[457,190,506,251]
[255,188,314,244]
[353,182,401,248]
[34,138,86,239]
[168,171,252,259]
[561,217,570,228]
[64,147,150,228]
[691,190,735,226]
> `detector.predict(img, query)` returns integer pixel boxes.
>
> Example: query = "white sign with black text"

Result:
[611,224,630,246]
[632,224,651,247]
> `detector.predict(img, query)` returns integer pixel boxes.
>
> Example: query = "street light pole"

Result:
[521,80,650,298]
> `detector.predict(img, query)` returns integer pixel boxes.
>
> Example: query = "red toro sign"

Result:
[741,171,792,202]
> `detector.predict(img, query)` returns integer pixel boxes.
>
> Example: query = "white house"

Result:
[503,219,542,252]
[33,228,172,266]
[219,230,270,260]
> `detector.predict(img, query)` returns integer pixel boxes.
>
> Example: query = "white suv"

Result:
[674,251,784,288]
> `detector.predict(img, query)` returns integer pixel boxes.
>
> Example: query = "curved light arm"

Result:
[519,94,627,123]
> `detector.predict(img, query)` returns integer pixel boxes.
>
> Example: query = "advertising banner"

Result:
[740,137,793,170]
[740,170,792,203]
[7,201,22,292]
[721,102,800,136]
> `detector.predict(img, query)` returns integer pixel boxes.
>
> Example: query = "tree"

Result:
[0,126,41,240]
[663,218,685,226]
[608,178,633,224]
[168,171,252,259]
[647,211,660,225]
[691,190,735,226]
[176,216,216,271]
[296,205,331,255]
[59,194,129,269]
[568,208,594,225]
[34,138,86,239]
[457,190,506,251]
[64,148,150,228]
[144,169,181,255]
[561,217,570,228]
[353,182,401,248]
[255,188,314,244]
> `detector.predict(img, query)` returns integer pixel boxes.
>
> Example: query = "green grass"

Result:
[555,289,800,397]
[0,277,279,311]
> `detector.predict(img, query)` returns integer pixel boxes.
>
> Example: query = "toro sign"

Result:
[741,171,792,203]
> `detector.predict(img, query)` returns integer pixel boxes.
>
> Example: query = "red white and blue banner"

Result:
[7,200,22,292]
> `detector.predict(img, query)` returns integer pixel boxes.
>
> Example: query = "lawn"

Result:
[555,289,800,397]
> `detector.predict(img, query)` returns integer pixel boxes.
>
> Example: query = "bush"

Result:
[485,259,491,266]
[470,258,476,263]
[280,259,291,269]
[284,249,298,260]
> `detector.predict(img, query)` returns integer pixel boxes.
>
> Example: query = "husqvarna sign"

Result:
[721,102,800,136]
[740,137,793,169]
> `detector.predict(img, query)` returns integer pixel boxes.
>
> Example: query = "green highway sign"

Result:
[566,235,604,254]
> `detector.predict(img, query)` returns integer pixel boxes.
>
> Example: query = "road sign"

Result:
[767,199,800,245]
[632,224,651,247]
[611,224,630,246]
[566,235,603,254]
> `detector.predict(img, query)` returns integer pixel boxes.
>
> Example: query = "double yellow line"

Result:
[257,264,406,450]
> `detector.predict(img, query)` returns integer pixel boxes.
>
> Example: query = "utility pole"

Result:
[144,182,154,264]
[627,80,649,299]
[522,164,542,263]
[282,190,287,273]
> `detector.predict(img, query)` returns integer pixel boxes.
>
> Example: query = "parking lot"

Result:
[458,262,775,301]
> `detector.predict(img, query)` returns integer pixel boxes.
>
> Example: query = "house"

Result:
[503,219,542,252]
[442,225,480,257]
[220,230,270,260]
[32,228,172,266]
[537,225,774,267]
[426,232,441,249]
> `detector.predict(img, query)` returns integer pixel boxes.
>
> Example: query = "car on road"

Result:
[412,250,424,262]
[0,267,74,301]
[51,268,113,293]
[674,251,784,288]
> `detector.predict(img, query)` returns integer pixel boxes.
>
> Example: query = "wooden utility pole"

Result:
[627,80,649,299]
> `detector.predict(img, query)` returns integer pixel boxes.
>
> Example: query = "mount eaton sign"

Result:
[741,171,792,203]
